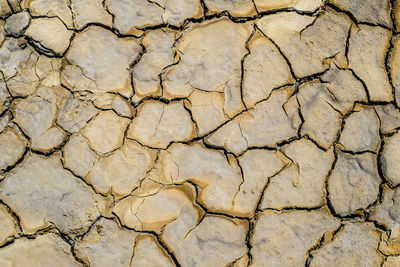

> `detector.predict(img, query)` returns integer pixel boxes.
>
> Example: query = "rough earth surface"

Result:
[0,0,399,266]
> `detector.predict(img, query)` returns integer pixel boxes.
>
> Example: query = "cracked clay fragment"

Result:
[166,216,247,267]
[370,187,400,230]
[83,110,130,154]
[391,36,400,106]
[252,208,339,266]
[206,87,300,154]
[131,235,174,267]
[310,223,383,266]
[261,139,335,209]
[163,18,251,115]
[25,17,73,56]
[66,26,140,95]
[0,234,80,267]
[75,218,137,267]
[63,134,97,177]
[87,139,155,197]
[4,11,30,37]
[381,132,400,186]
[330,0,392,27]
[257,10,351,78]
[147,143,244,215]
[0,154,99,235]
[328,151,380,216]
[0,127,27,171]
[348,25,392,102]
[24,0,74,28]
[298,81,342,148]
[127,101,195,149]
[243,30,294,107]
[114,186,199,233]
[70,0,112,29]
[131,29,175,98]
[338,105,380,153]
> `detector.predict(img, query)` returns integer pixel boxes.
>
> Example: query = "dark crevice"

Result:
[255,24,297,80]
[111,211,181,267]
[327,3,392,31]
[239,25,257,110]
[305,224,344,267]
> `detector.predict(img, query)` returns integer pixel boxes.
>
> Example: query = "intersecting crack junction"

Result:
[1,0,400,266]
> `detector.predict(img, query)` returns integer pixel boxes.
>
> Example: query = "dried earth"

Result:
[0,0,400,266]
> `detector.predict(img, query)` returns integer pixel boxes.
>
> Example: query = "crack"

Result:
[1,145,29,174]
[66,0,76,29]
[0,200,23,233]
[60,157,109,198]
[295,94,305,138]
[111,211,182,267]
[131,4,320,35]
[260,205,326,213]
[243,162,291,265]
[305,223,344,266]
[327,3,392,31]
[147,0,165,10]
[232,155,245,205]
[182,99,199,136]
[239,25,257,109]
[255,24,297,80]
[385,24,397,108]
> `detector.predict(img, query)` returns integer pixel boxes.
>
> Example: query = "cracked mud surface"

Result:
[1,0,400,266]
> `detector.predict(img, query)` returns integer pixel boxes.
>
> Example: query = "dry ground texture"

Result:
[1,0,400,266]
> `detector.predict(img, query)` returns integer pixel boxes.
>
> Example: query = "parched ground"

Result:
[0,0,400,266]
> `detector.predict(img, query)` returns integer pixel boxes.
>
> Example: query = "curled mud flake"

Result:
[25,17,73,56]
[4,11,30,37]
